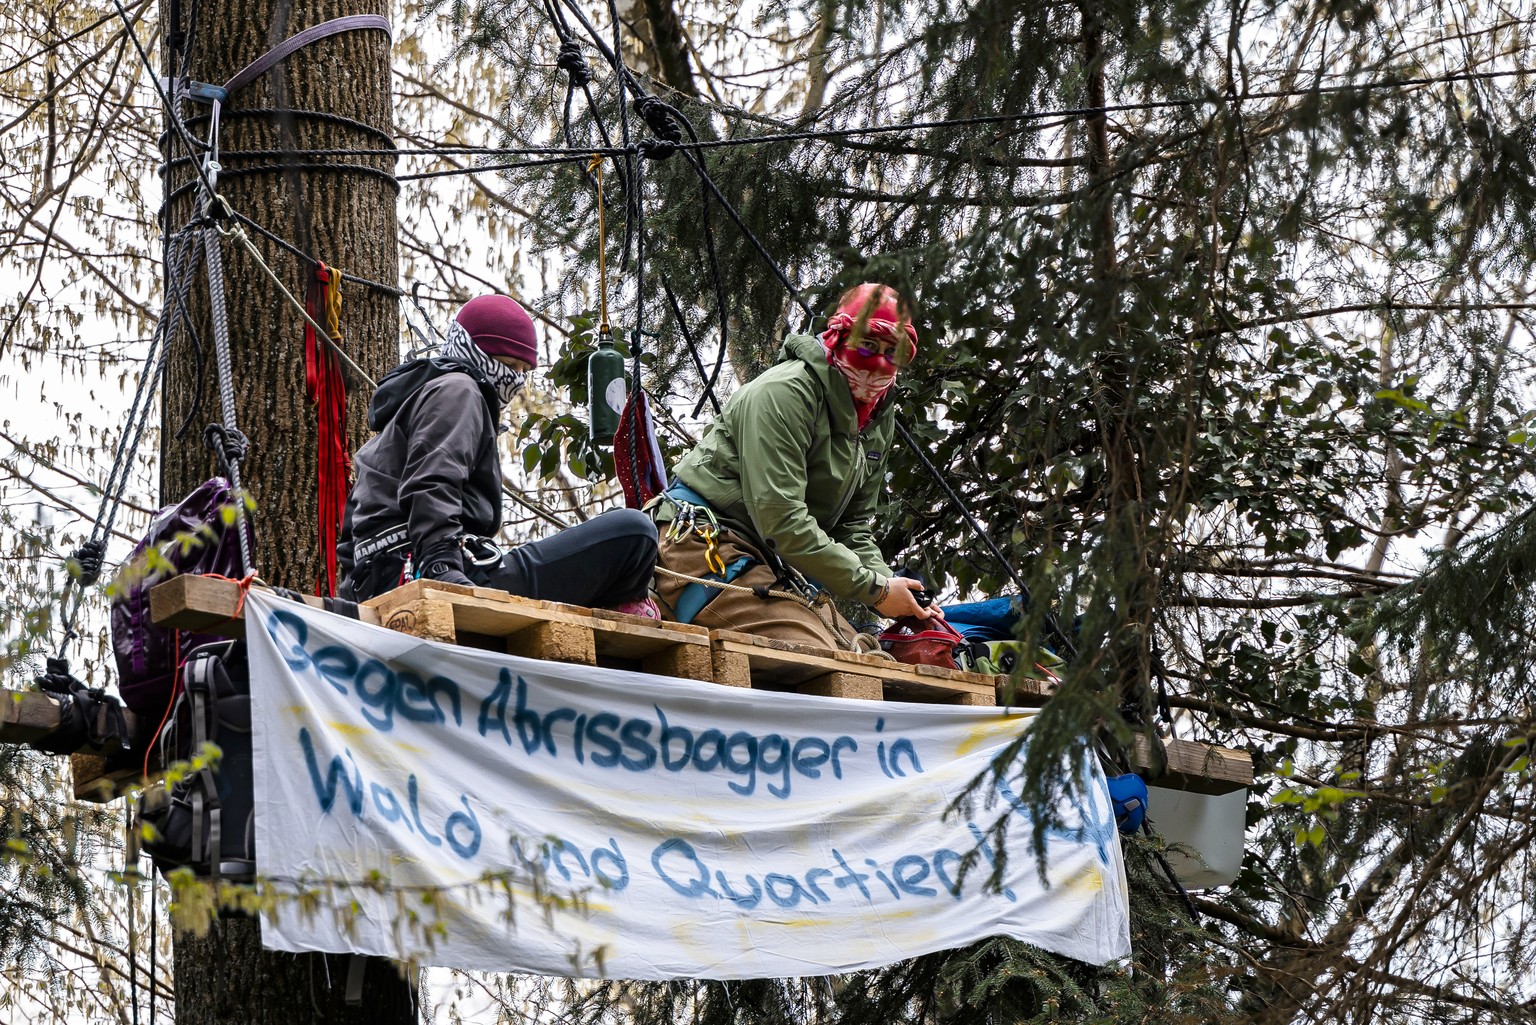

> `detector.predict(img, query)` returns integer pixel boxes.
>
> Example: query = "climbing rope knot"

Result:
[556,39,593,87]
[637,138,678,160]
[68,539,106,588]
[36,656,79,696]
[633,95,685,144]
[203,422,250,475]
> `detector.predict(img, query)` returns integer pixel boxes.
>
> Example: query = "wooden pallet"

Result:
[366,581,1023,706]
[138,575,1250,796]
[366,579,717,682]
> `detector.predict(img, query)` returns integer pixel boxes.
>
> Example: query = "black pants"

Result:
[348,508,658,608]
[469,508,658,607]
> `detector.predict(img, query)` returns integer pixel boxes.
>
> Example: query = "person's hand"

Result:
[874,577,943,621]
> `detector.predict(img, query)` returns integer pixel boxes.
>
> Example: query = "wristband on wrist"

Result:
[870,578,891,607]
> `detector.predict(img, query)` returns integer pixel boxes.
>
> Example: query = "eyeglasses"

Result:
[850,336,912,367]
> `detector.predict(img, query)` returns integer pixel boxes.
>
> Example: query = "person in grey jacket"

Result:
[338,294,658,607]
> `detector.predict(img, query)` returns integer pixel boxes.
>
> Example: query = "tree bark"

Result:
[156,0,408,1021]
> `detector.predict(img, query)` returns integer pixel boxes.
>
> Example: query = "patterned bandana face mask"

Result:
[441,321,527,408]
[827,345,899,404]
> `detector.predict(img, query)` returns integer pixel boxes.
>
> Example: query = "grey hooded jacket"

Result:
[338,359,502,585]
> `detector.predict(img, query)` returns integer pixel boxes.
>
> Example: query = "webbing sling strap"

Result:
[222,15,392,96]
[161,16,393,113]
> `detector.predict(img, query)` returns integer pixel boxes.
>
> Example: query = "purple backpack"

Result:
[110,478,254,723]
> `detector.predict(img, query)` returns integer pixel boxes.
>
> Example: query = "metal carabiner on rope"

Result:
[459,535,505,568]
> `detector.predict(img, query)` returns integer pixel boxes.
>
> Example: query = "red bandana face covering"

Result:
[819,285,919,429]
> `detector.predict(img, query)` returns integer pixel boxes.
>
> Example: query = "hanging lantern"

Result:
[588,331,626,443]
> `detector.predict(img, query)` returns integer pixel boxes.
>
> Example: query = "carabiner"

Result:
[459,535,504,567]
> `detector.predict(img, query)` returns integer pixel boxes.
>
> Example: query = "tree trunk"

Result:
[156,0,408,1021]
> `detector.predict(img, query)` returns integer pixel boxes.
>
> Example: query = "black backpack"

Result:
[135,640,255,882]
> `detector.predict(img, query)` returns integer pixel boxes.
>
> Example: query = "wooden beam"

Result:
[1,687,137,749]
[1,688,72,744]
[150,575,381,636]
[1132,734,1253,794]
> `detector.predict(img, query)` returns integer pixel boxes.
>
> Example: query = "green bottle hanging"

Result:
[588,331,626,443]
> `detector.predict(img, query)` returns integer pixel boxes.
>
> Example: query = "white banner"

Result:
[245,590,1130,978]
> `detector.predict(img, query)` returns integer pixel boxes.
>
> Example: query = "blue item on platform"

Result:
[1107,773,1149,834]
[943,596,1023,641]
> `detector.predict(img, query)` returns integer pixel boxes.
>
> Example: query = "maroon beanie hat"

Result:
[454,294,538,367]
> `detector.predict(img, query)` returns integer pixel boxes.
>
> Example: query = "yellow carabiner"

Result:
[700,526,726,576]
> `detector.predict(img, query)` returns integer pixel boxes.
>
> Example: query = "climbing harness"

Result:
[653,566,829,609]
[655,486,830,611]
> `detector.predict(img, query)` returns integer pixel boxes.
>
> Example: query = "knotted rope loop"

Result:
[632,95,683,143]
[203,422,250,476]
[556,39,593,86]
[68,539,106,588]
[637,138,677,160]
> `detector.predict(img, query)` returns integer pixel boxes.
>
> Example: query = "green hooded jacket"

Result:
[671,333,897,603]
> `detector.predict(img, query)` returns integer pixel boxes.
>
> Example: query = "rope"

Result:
[55,226,196,651]
[540,0,1048,615]
[127,800,138,1025]
[163,106,397,148]
[109,0,218,213]
[397,153,594,182]
[218,223,377,387]
[201,224,255,576]
[161,160,400,209]
[231,211,403,297]
[654,565,827,608]
[668,65,1535,154]
[660,277,722,416]
[587,155,611,334]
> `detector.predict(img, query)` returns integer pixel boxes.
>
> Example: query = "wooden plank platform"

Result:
[707,629,1024,706]
[152,574,381,638]
[2,687,144,803]
[136,576,1251,800]
[365,580,716,682]
[1132,733,1252,794]
[1,687,137,747]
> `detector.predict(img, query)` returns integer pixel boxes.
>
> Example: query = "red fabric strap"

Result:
[305,263,351,596]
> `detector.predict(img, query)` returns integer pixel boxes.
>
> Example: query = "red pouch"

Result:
[879,616,967,669]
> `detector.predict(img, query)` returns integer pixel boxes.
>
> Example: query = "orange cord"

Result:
[140,573,255,780]
[145,629,183,780]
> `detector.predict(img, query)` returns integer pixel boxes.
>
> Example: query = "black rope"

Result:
[162,142,622,160]
[54,225,191,650]
[160,106,397,149]
[665,65,1533,153]
[149,884,157,1025]
[627,96,730,414]
[231,211,404,297]
[127,801,139,1025]
[109,0,220,225]
[203,422,251,478]
[604,0,638,278]
[543,0,629,222]
[397,153,596,181]
[555,38,592,87]
[546,0,1043,613]
[162,160,401,209]
[660,276,723,416]
[145,58,1532,165]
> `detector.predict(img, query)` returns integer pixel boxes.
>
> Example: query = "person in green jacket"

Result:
[649,283,943,650]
